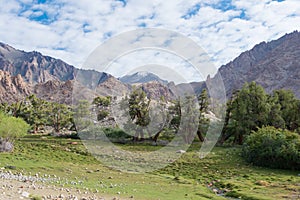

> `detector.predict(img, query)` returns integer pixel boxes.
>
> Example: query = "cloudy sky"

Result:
[0,0,299,82]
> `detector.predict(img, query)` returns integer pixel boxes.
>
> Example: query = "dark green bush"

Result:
[102,127,131,140]
[242,126,300,170]
[97,110,109,121]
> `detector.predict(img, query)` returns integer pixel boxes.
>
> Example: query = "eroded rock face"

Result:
[213,31,300,98]
[0,70,31,102]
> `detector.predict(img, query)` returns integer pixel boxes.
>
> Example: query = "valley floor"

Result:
[0,135,299,200]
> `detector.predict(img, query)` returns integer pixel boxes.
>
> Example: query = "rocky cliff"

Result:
[213,30,300,98]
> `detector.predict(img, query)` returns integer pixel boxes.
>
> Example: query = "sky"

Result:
[0,0,299,83]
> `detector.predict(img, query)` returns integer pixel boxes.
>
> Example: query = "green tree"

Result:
[92,96,111,121]
[169,99,181,133]
[197,89,210,142]
[128,88,151,141]
[272,90,300,131]
[47,102,73,134]
[225,82,270,144]
[0,112,29,152]
[73,100,93,131]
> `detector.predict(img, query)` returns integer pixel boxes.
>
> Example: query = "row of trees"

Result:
[0,95,73,134]
[1,82,299,146]
[221,82,300,145]
[122,87,210,143]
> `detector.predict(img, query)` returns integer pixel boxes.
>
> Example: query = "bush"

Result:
[242,126,300,170]
[97,110,109,121]
[102,127,131,141]
[0,112,29,152]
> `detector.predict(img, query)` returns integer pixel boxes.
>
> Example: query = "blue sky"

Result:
[0,0,299,82]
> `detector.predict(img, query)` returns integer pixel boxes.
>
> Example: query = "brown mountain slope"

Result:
[213,30,300,98]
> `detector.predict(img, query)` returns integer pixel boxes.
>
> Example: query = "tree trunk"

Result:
[197,130,204,142]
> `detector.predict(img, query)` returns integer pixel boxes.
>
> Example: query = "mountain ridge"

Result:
[0,30,299,103]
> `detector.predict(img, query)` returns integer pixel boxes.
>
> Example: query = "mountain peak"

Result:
[119,71,168,85]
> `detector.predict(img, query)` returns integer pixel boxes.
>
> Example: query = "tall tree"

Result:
[226,82,270,144]
[128,88,151,141]
[197,89,210,142]
[47,102,73,134]
[272,90,300,131]
[92,96,111,121]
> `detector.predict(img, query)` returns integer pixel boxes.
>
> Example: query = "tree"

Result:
[21,95,49,133]
[266,94,285,129]
[224,82,270,144]
[272,90,300,131]
[197,89,210,142]
[92,96,111,121]
[73,100,92,131]
[47,102,73,134]
[169,99,181,133]
[0,112,29,152]
[128,88,151,141]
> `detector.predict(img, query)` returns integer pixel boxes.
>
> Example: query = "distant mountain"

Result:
[211,30,300,98]
[0,42,111,86]
[0,30,299,104]
[119,71,168,85]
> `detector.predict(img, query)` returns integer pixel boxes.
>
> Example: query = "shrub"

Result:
[102,127,131,141]
[97,110,109,121]
[242,126,300,170]
[0,112,29,152]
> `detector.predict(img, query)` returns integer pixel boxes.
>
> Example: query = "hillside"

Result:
[213,30,300,98]
[0,30,300,103]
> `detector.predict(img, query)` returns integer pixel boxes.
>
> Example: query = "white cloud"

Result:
[0,0,298,83]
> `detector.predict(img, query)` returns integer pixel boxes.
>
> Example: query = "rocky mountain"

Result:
[119,71,168,85]
[0,70,31,102]
[212,30,300,98]
[0,30,299,104]
[0,42,110,85]
[0,43,176,103]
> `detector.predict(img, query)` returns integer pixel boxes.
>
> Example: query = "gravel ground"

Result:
[0,171,125,200]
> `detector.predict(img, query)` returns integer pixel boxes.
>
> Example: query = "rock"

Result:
[0,140,14,152]
[255,180,269,186]
[5,165,16,170]
[21,191,30,198]
[176,150,186,154]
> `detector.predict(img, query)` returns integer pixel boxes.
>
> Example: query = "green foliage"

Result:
[47,102,73,133]
[92,96,111,107]
[73,100,92,131]
[197,89,210,142]
[128,88,151,140]
[221,82,300,145]
[129,88,150,127]
[242,126,300,170]
[0,112,29,140]
[97,110,109,121]
[272,90,300,131]
[169,99,181,132]
[229,82,270,144]
[102,127,131,141]
[0,95,74,134]
[92,96,111,121]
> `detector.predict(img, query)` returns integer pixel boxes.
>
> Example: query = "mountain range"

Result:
[0,30,299,104]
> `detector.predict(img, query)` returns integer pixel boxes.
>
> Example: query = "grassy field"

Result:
[0,135,299,200]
